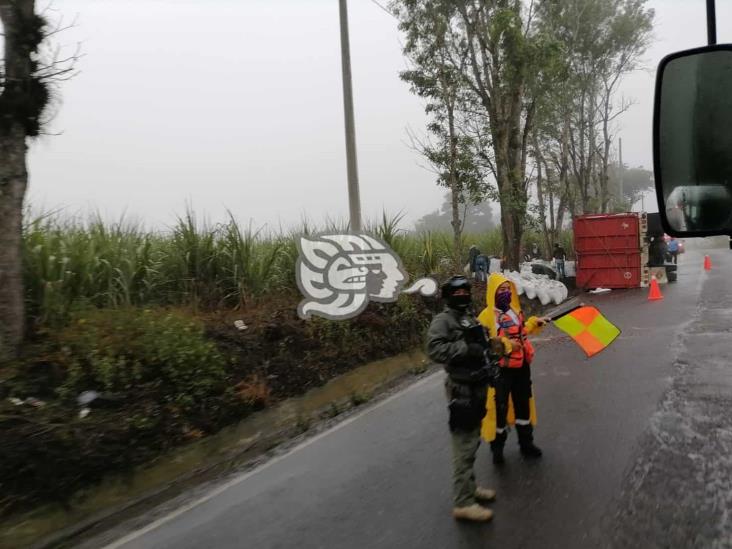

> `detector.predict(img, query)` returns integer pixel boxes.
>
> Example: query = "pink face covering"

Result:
[496,290,512,312]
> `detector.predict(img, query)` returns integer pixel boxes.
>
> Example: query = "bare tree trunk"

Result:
[533,134,552,257]
[600,79,627,213]
[542,156,556,248]
[569,88,592,215]
[599,83,611,213]
[449,184,462,270]
[0,0,34,359]
[455,2,532,272]
[499,188,521,272]
[558,117,570,231]
[588,90,598,211]
[555,193,567,240]
[0,127,27,360]
[578,89,589,213]
[446,96,463,271]
[494,125,523,272]
[601,123,611,212]
[496,90,531,272]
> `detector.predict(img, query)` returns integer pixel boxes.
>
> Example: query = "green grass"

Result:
[22,208,574,328]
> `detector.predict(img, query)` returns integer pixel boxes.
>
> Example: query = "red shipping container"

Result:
[578,253,641,269]
[574,213,645,289]
[574,213,641,253]
[576,253,642,289]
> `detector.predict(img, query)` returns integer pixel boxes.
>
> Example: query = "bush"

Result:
[55,308,229,413]
[0,308,245,516]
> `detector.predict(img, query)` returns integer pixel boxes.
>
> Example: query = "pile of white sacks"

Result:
[485,258,569,306]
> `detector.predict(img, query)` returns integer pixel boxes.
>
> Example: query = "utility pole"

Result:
[618,137,624,211]
[707,0,717,45]
[338,0,363,232]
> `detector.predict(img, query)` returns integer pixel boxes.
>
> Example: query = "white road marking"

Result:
[101,370,444,549]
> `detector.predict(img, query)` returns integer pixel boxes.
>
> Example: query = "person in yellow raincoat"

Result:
[477,273,549,464]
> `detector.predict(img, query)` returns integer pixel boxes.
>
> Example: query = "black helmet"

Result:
[441,275,472,310]
[441,275,471,298]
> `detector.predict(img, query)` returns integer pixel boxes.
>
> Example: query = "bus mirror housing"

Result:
[654,45,732,237]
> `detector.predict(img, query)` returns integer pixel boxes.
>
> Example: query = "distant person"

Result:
[468,245,480,278]
[531,243,541,259]
[475,253,489,282]
[667,201,686,232]
[667,237,679,264]
[426,276,505,522]
[649,236,666,266]
[553,243,567,279]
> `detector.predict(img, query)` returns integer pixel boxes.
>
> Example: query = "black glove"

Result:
[465,324,489,347]
[466,343,485,359]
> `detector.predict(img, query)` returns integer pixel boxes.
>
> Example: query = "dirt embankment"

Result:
[0,294,439,519]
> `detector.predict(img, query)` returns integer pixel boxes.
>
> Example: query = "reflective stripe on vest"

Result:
[495,309,535,368]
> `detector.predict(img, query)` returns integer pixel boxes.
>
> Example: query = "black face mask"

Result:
[447,294,471,310]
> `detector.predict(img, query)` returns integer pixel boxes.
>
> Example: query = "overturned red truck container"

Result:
[573,213,650,289]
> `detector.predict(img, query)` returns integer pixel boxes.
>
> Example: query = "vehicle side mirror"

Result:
[654,46,732,237]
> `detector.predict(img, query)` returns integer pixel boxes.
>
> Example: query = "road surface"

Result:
[90,248,732,549]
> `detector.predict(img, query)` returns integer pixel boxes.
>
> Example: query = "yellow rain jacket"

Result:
[477,273,544,442]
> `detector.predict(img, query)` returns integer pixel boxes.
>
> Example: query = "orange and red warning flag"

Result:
[552,305,620,358]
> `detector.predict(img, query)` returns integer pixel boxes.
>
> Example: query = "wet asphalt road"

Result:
[96,248,732,549]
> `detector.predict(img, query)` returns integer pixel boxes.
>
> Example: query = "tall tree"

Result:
[395,0,488,268]
[0,1,72,358]
[453,0,560,269]
[394,0,652,268]
[400,0,554,269]
[594,0,653,211]
[538,0,653,214]
[453,1,527,269]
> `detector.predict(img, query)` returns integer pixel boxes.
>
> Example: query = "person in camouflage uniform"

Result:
[426,275,509,522]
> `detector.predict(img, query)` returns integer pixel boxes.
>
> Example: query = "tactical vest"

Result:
[445,313,490,385]
[495,309,535,368]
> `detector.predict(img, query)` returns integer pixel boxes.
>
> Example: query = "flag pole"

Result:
[544,299,585,322]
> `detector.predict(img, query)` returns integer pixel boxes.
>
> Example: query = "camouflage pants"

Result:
[445,378,484,507]
[450,426,481,507]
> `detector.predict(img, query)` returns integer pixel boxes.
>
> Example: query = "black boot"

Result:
[490,431,507,465]
[516,424,542,458]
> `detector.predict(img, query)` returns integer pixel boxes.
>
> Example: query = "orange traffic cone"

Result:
[704,255,712,271]
[648,277,663,301]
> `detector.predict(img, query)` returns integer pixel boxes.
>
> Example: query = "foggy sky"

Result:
[25,0,732,230]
